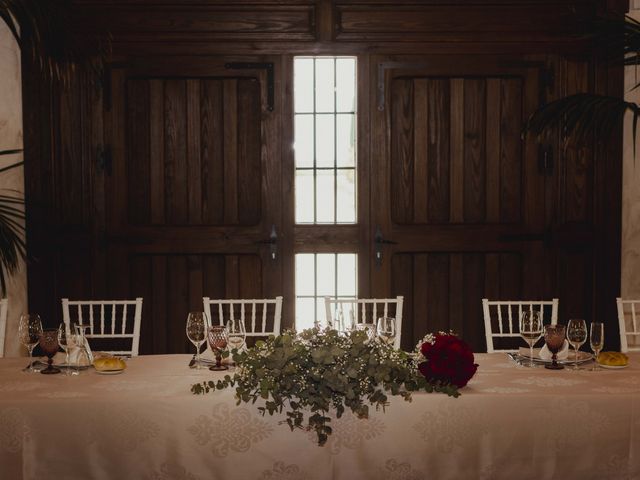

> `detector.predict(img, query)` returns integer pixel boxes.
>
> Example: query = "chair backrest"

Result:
[616,297,640,352]
[0,299,7,357]
[324,296,404,349]
[203,297,283,338]
[61,298,143,356]
[482,298,559,353]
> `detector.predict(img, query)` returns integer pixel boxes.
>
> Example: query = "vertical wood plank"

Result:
[225,254,240,298]
[463,253,485,352]
[203,255,225,299]
[126,79,151,225]
[149,80,165,224]
[450,78,464,223]
[390,78,414,224]
[130,256,152,354]
[500,78,523,223]
[223,79,239,224]
[412,253,429,339]
[463,78,487,223]
[237,78,261,226]
[449,254,464,337]
[151,255,168,353]
[391,254,413,350]
[413,79,428,223]
[164,80,188,225]
[427,78,450,223]
[167,256,189,352]
[186,80,202,225]
[201,80,224,225]
[187,255,204,312]
[485,78,501,223]
[239,255,262,299]
[426,253,450,333]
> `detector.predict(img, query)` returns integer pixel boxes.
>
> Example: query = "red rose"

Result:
[418,334,478,388]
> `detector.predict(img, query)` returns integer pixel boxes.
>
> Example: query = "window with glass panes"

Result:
[294,57,358,329]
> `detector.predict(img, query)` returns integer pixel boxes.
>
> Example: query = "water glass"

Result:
[207,325,229,371]
[18,314,43,373]
[543,324,566,370]
[376,317,396,346]
[186,312,207,369]
[566,319,587,370]
[226,318,247,368]
[519,310,543,367]
[356,323,376,342]
[57,324,73,376]
[39,329,61,374]
[590,322,604,371]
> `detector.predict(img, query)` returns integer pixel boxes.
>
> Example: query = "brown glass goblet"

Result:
[39,328,61,374]
[544,324,566,370]
[207,325,229,371]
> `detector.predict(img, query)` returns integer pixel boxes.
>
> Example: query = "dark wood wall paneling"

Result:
[23,0,626,353]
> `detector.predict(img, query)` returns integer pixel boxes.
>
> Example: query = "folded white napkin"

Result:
[538,339,570,360]
[52,334,93,366]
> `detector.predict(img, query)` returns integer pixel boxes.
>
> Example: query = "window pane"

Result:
[316,253,335,296]
[294,58,314,113]
[315,114,335,168]
[295,253,358,331]
[337,254,357,297]
[316,170,335,223]
[336,114,355,167]
[336,169,356,223]
[315,58,335,113]
[295,114,314,168]
[296,297,316,331]
[336,58,356,113]
[295,170,314,223]
[295,254,315,296]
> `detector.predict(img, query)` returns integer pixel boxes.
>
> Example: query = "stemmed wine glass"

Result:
[544,324,566,370]
[207,325,229,371]
[356,322,376,342]
[377,317,396,346]
[226,318,246,368]
[520,311,543,367]
[18,314,43,373]
[566,319,587,370]
[58,324,73,376]
[186,312,207,369]
[38,328,61,374]
[73,323,93,368]
[590,322,604,371]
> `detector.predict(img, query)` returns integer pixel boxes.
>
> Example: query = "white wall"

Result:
[0,19,28,357]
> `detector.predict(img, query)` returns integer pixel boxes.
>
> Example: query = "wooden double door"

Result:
[41,53,600,353]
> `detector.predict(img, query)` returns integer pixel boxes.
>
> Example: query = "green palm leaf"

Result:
[0,193,25,295]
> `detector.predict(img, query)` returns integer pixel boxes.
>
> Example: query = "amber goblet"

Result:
[39,328,61,374]
[207,325,229,371]
[544,324,566,370]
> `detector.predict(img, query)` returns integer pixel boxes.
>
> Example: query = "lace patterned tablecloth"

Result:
[0,353,638,479]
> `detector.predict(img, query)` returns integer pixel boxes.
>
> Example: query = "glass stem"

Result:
[195,342,201,367]
[529,344,534,367]
[27,345,35,372]
[575,344,578,369]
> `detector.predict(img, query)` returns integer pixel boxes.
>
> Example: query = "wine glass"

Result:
[356,322,376,343]
[186,312,207,369]
[226,318,246,368]
[73,323,93,368]
[377,317,396,346]
[543,324,566,370]
[519,311,543,367]
[566,319,587,370]
[58,324,73,376]
[18,314,43,373]
[590,322,604,371]
[38,329,61,374]
[207,325,229,371]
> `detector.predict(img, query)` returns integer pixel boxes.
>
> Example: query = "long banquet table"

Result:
[1,353,639,479]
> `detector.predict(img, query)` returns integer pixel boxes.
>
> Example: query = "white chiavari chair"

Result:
[61,298,143,356]
[482,298,559,353]
[324,296,404,349]
[616,297,640,352]
[203,297,283,339]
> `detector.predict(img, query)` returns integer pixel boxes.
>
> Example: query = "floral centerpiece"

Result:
[192,327,477,445]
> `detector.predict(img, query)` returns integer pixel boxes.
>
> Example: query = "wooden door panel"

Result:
[390,76,523,226]
[392,252,522,351]
[128,253,263,354]
[126,77,261,227]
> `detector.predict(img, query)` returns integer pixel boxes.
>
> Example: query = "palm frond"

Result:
[0,192,25,296]
[523,93,638,145]
[0,149,22,156]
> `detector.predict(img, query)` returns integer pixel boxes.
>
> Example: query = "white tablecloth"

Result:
[0,353,639,479]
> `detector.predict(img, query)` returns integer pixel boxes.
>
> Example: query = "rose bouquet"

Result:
[414,332,478,388]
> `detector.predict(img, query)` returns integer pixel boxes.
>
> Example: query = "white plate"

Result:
[517,349,593,365]
[95,369,125,375]
[598,363,628,370]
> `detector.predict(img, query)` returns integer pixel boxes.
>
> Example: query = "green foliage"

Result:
[192,328,459,446]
